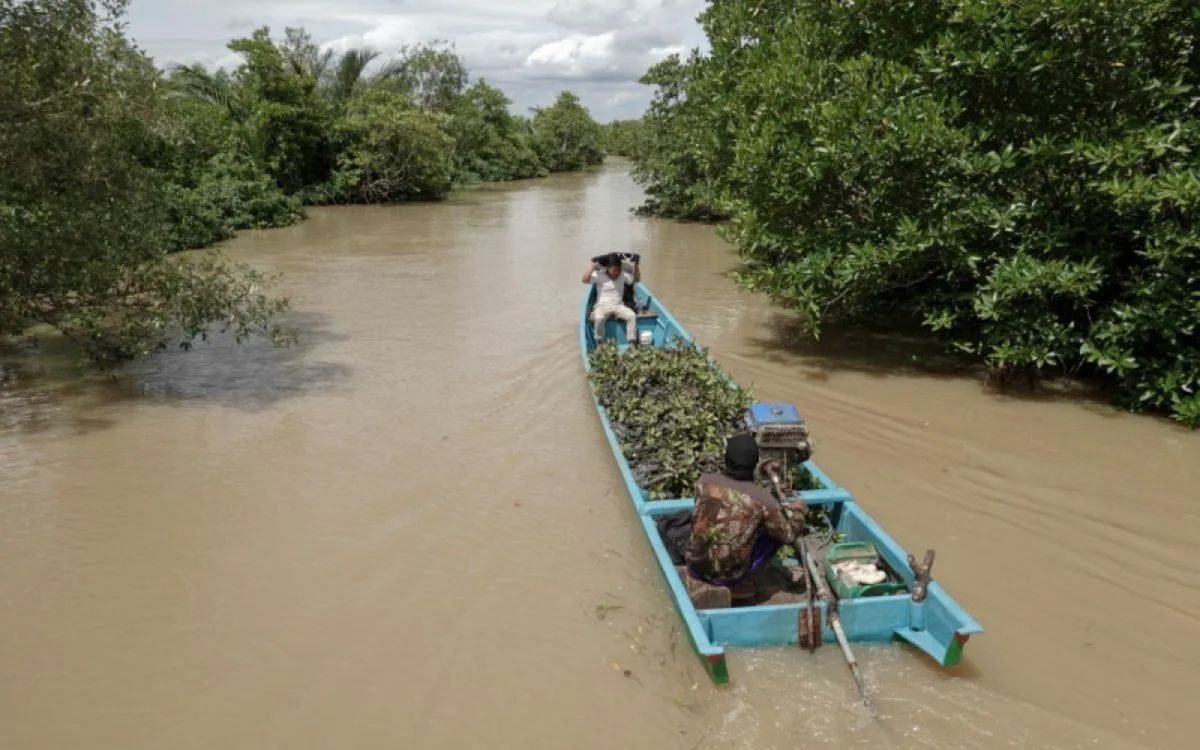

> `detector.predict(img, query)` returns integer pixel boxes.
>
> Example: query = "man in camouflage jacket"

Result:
[685,433,806,586]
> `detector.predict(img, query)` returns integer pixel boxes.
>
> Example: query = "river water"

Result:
[2,163,1198,750]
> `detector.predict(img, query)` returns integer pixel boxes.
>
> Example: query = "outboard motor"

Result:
[743,402,814,492]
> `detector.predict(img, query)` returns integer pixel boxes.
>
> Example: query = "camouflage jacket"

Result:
[684,473,804,584]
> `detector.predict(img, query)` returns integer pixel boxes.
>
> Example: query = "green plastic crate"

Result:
[823,542,907,599]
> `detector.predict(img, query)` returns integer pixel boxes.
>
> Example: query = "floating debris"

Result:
[595,602,623,621]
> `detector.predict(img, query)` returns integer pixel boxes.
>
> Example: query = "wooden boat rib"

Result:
[581,284,983,684]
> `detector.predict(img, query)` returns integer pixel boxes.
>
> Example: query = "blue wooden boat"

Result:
[580,284,983,684]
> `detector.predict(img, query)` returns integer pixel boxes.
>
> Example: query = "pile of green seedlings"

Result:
[590,342,750,498]
[590,342,825,498]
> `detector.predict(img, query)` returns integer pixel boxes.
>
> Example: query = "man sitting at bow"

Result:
[582,253,639,345]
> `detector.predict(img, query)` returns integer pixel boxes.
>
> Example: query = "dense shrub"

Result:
[631,54,732,220]
[0,0,289,362]
[321,90,455,203]
[227,29,334,194]
[632,0,1200,426]
[531,92,605,172]
[599,119,645,158]
[380,41,468,113]
[160,157,302,250]
[149,81,302,250]
[448,81,546,183]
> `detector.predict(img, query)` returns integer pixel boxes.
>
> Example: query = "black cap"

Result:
[725,433,759,481]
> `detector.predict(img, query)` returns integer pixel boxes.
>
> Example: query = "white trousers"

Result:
[592,301,637,343]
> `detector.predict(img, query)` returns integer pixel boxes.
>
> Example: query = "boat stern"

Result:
[892,582,983,668]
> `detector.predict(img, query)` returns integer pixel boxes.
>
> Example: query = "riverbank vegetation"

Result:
[1,0,604,364]
[628,0,1200,426]
[600,120,645,158]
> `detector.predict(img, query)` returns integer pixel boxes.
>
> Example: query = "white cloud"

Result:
[525,32,617,78]
[125,0,707,120]
[649,45,686,57]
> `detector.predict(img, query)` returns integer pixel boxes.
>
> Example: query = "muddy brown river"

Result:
[2,163,1198,749]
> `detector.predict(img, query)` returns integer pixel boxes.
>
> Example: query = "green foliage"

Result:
[2,3,609,372]
[793,464,822,492]
[279,27,332,80]
[634,0,1200,426]
[277,28,383,106]
[151,96,301,250]
[630,54,732,220]
[45,254,292,363]
[322,90,455,203]
[324,47,382,105]
[0,0,289,362]
[378,41,468,112]
[599,119,645,158]
[531,92,606,172]
[159,154,302,250]
[170,28,598,194]
[168,63,248,118]
[589,343,754,499]
[227,28,334,193]
[449,80,546,183]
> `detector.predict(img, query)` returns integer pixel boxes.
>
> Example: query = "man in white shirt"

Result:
[582,253,641,345]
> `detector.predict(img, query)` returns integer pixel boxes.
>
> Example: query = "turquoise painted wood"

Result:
[581,285,983,682]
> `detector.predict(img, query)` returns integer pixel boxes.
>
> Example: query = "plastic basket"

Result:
[823,542,907,599]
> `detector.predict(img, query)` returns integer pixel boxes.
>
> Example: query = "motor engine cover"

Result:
[744,402,814,490]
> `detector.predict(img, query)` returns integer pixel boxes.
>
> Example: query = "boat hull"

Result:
[581,285,982,683]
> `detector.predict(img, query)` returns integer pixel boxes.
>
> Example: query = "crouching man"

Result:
[683,433,807,608]
[583,253,639,345]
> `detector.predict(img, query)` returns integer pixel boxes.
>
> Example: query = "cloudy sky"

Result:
[125,0,708,121]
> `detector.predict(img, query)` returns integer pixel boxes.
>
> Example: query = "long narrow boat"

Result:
[580,284,983,684]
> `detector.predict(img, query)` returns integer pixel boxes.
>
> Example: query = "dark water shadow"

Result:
[2,336,121,435]
[1,311,351,436]
[747,312,1130,417]
[113,310,352,408]
[747,312,979,379]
